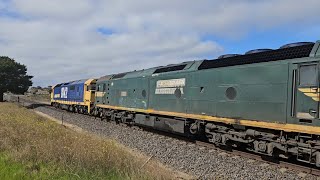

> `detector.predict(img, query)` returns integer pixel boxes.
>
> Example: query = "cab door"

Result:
[294,63,319,120]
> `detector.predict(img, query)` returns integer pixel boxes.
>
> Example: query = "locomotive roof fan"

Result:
[280,42,314,49]
[245,49,273,55]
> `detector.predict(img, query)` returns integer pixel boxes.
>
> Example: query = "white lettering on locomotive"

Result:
[61,87,68,98]
[155,78,185,95]
[156,78,185,88]
[155,88,184,95]
[120,91,127,97]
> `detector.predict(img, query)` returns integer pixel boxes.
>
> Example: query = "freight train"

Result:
[51,41,320,167]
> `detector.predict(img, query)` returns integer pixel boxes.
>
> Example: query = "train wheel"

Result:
[79,107,83,114]
[69,105,74,112]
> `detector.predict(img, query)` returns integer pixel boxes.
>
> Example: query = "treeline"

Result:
[0,56,33,101]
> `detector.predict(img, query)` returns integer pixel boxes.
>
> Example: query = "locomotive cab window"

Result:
[90,84,96,91]
[299,64,318,86]
[97,84,104,92]
[70,86,75,90]
[87,84,96,91]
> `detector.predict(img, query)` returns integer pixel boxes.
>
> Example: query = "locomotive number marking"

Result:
[156,78,185,88]
[155,88,184,95]
[61,87,68,98]
[95,92,105,97]
[155,78,185,95]
[121,91,127,97]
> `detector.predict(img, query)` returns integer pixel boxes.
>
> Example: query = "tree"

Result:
[0,56,33,101]
[47,86,53,94]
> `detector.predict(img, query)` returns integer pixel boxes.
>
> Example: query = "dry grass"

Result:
[0,103,178,179]
[25,94,51,103]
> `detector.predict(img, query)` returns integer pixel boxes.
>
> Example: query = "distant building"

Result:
[27,87,38,94]
[26,86,50,95]
[36,89,50,95]
[3,92,13,102]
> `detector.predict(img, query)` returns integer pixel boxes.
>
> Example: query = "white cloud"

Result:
[0,0,319,86]
[11,0,94,19]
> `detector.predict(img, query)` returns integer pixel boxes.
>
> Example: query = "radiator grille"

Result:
[198,44,315,70]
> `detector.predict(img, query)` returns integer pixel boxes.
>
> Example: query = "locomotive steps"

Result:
[0,102,188,179]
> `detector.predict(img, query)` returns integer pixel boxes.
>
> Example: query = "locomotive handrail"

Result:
[291,69,297,117]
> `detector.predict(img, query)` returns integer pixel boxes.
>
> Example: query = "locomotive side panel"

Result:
[187,70,217,116]
[148,61,288,123]
[214,62,288,123]
[53,84,85,102]
[108,77,149,109]
[149,73,189,113]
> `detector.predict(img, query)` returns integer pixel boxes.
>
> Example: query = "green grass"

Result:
[0,153,30,180]
[0,153,124,180]
[0,103,175,180]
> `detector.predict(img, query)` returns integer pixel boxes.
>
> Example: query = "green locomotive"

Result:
[92,41,320,166]
[51,41,320,166]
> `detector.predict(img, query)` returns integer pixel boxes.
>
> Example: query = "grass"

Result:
[0,103,177,179]
[0,152,122,180]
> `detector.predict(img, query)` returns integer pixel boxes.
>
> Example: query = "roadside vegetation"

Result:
[0,56,33,102]
[0,103,175,179]
[24,94,51,103]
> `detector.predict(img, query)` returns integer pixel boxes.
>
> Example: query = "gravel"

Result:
[20,100,319,179]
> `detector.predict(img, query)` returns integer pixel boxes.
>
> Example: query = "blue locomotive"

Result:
[51,79,96,113]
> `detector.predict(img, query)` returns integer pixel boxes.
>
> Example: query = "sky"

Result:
[0,0,319,87]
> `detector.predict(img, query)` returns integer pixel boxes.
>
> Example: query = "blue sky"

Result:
[204,25,320,55]
[0,0,319,86]
[97,27,114,36]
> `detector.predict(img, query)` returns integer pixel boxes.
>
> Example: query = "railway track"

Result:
[135,123,320,177]
[194,141,320,177]
[10,97,320,178]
